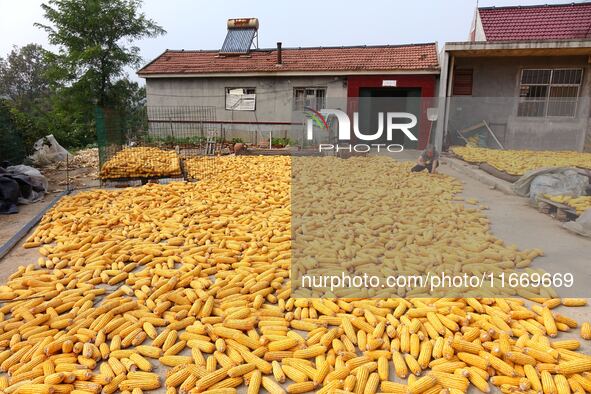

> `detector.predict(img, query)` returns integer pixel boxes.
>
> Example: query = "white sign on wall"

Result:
[382,80,397,87]
[226,88,256,111]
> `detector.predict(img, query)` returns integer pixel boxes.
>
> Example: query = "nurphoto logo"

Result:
[305,108,418,153]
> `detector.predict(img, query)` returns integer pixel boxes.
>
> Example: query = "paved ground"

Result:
[441,163,591,296]
[0,163,98,279]
[0,196,54,282]
[0,195,53,246]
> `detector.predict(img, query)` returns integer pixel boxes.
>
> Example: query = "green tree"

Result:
[107,79,147,140]
[0,44,51,113]
[35,0,164,106]
[0,45,53,153]
[0,99,27,164]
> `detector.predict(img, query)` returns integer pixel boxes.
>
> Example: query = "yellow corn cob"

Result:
[555,374,571,394]
[293,345,326,359]
[541,370,558,394]
[286,381,316,394]
[378,355,389,381]
[392,351,409,378]
[581,323,591,340]
[282,365,309,383]
[159,355,193,367]
[407,375,437,394]
[557,359,591,375]
[381,381,408,394]
[354,365,369,393]
[227,363,255,378]
[524,364,543,392]
[261,376,285,394]
[194,368,229,392]
[13,384,54,394]
[463,367,490,393]
[561,299,587,307]
[428,371,469,391]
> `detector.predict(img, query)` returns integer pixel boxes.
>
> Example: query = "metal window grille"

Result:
[518,68,583,117]
[293,87,327,110]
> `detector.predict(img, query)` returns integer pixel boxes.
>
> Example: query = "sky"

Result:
[0,0,583,83]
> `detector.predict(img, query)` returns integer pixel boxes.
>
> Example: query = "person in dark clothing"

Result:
[411,144,439,174]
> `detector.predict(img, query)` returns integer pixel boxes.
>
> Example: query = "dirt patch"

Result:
[42,166,100,192]
[0,149,100,246]
[40,147,99,192]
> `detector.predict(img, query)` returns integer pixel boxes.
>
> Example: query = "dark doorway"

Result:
[358,87,421,147]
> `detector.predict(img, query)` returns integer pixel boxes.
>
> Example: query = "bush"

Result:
[272,137,291,147]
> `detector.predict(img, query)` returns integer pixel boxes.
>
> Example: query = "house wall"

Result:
[145,73,439,148]
[145,76,347,144]
[471,12,487,41]
[447,55,591,151]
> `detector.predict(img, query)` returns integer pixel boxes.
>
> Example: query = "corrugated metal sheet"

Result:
[220,28,256,54]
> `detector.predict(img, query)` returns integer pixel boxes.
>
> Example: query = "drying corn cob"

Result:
[99,147,182,179]
[544,194,591,215]
[452,146,591,176]
[0,155,587,394]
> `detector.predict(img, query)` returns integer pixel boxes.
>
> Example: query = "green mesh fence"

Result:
[95,105,221,181]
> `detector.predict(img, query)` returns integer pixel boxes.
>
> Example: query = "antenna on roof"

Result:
[220,18,259,55]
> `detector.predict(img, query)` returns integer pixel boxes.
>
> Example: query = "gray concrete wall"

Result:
[145,76,347,145]
[447,55,591,151]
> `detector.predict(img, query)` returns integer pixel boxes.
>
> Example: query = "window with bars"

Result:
[518,69,582,117]
[293,88,327,111]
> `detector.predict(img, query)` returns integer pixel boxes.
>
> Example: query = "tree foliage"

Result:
[0,99,28,164]
[0,1,163,156]
[35,0,165,106]
[0,44,51,113]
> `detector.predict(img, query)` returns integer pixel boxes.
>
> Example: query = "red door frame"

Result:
[347,75,436,149]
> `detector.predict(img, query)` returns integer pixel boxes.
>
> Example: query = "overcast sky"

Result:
[0,0,580,83]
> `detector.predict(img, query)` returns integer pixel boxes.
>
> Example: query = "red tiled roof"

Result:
[479,2,591,41]
[138,43,439,76]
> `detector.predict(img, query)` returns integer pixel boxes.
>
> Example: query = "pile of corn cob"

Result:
[183,157,223,180]
[451,147,591,176]
[100,147,182,179]
[543,195,591,215]
[0,156,587,394]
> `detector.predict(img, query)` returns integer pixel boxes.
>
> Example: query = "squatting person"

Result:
[411,144,439,174]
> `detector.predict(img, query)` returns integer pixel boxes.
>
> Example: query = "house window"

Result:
[452,69,473,96]
[518,69,582,117]
[294,88,326,110]
[225,88,256,111]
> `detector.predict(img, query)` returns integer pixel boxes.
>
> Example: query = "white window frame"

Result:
[225,87,256,111]
[517,68,583,118]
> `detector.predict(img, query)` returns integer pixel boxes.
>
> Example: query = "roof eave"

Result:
[137,49,172,76]
[478,1,591,11]
[138,69,441,78]
[444,39,591,56]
